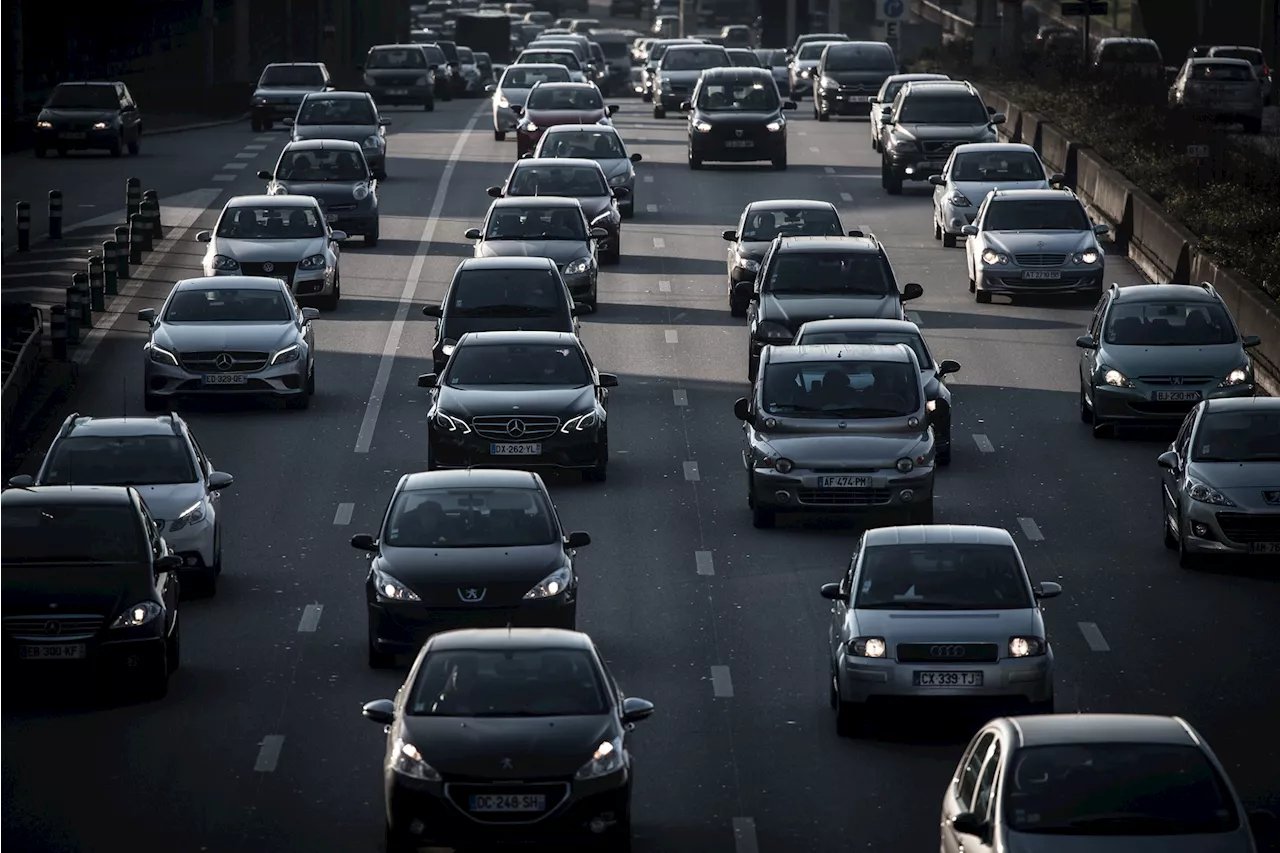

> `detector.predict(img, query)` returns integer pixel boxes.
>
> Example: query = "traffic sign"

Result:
[877,0,906,22]
[886,21,901,43]
[1060,1,1108,15]
[1186,144,1210,158]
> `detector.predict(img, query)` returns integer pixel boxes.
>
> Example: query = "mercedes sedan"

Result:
[259,139,380,246]
[930,143,1060,247]
[489,158,624,266]
[287,90,390,179]
[533,124,642,219]
[685,66,796,170]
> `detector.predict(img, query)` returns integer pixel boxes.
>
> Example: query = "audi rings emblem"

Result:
[262,262,275,273]
[214,353,236,371]
[506,419,526,437]
[929,644,967,658]
[45,621,61,636]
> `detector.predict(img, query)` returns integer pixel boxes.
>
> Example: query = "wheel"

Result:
[368,628,396,669]
[872,136,880,152]
[933,219,942,241]
[909,498,934,525]
[689,151,703,169]
[936,436,951,466]
[143,393,168,412]
[1079,385,1092,423]
[975,290,992,304]
[817,108,829,122]
[653,105,666,119]
[251,118,263,132]
[968,273,977,294]
[603,242,621,265]
[494,129,506,141]
[128,134,140,156]
[942,233,957,248]
[883,167,902,195]
[583,432,608,482]
[305,362,316,396]
[642,91,653,103]
[425,98,435,111]
[109,133,123,157]
[772,155,787,170]
[729,295,747,318]
[319,274,340,311]
[365,231,379,248]
[34,147,47,158]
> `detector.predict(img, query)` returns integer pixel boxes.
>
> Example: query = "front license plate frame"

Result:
[20,643,87,660]
[818,475,871,488]
[1153,390,1202,402]
[469,793,546,812]
[723,140,754,148]
[490,443,541,455]
[203,373,247,386]
[1248,542,1280,554]
[59,132,86,140]
[847,95,872,102]
[387,88,409,96]
[1023,270,1062,280]
[914,670,983,687]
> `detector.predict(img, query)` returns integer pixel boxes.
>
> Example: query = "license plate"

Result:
[818,476,870,488]
[59,132,86,140]
[387,88,409,95]
[1153,390,1201,402]
[490,443,541,455]
[203,373,247,386]
[724,140,754,148]
[20,643,86,660]
[469,793,545,812]
[1023,270,1062,280]
[325,213,338,223]
[847,95,872,102]
[1248,542,1280,554]
[914,671,983,687]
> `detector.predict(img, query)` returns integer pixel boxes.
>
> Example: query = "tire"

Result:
[968,273,977,294]
[621,203,634,220]
[166,625,181,674]
[729,296,747,318]
[369,628,396,669]
[975,290,992,304]
[495,129,506,141]
[603,242,621,265]
[1091,403,1112,438]
[425,98,435,112]
[143,393,168,413]
[306,362,316,396]
[1079,385,1092,423]
[365,231,379,248]
[319,275,340,311]
[884,168,902,195]
[251,118,263,132]
[109,134,123,158]
[1163,501,1178,550]
[128,134,140,156]
[933,219,942,241]
[653,105,666,119]
[583,432,608,482]
[772,155,787,171]
[936,437,951,466]
[817,108,829,122]
[642,91,653,103]
[689,151,702,169]
[872,136,880,153]
[942,233,957,248]
[1177,514,1203,569]
[833,676,862,737]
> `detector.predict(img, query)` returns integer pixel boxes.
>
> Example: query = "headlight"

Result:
[391,737,441,780]
[560,412,598,432]
[754,320,792,342]
[270,344,300,365]
[765,120,783,132]
[1072,250,1099,264]
[895,457,915,473]
[211,254,240,271]
[564,257,591,275]
[269,185,288,195]
[524,565,573,599]
[362,134,384,149]
[36,120,53,129]
[574,737,625,779]
[846,637,886,658]
[819,75,837,89]
[374,567,421,601]
[1008,636,1046,657]
[890,137,917,151]
[110,601,162,629]
[926,399,938,412]
[169,501,206,532]
[590,211,613,227]
[439,338,458,357]
[608,172,630,186]
[497,95,511,108]
[149,345,179,367]
[946,191,972,207]
[92,121,109,130]
[524,121,540,132]
[980,249,1008,265]
[1218,366,1250,387]
[1186,477,1236,507]
[800,69,811,79]
[734,256,759,271]
[252,96,268,105]
[774,458,794,474]
[298,253,326,271]
[433,411,472,433]
[1102,367,1134,388]
[353,184,371,201]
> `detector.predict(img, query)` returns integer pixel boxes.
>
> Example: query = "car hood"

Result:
[292,124,377,144]
[37,108,117,123]
[794,60,822,71]
[594,158,631,180]
[756,432,929,466]
[375,542,566,591]
[822,70,893,86]
[896,123,993,141]
[155,321,299,355]
[951,179,1049,202]
[1189,460,1280,490]
[1003,829,1255,853]
[1099,342,1245,379]
[440,313,574,340]
[700,109,784,127]
[761,293,902,330]
[402,714,613,778]
[438,384,596,418]
[2,565,149,617]
[658,69,713,84]
[476,239,592,265]
[213,237,327,262]
[254,86,327,99]
[853,607,1039,641]
[525,109,607,127]
[984,230,1096,255]
[274,181,367,205]
[132,484,207,526]
[499,87,534,106]
[736,240,773,261]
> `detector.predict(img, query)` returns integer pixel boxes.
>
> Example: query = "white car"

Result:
[930,143,1061,247]
[197,195,346,311]
[488,62,572,140]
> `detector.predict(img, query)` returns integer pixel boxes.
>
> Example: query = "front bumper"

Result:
[562,269,596,300]
[691,134,785,163]
[1180,500,1280,558]
[816,90,876,115]
[160,519,217,575]
[836,649,1054,705]
[749,466,935,514]
[145,355,310,400]
[885,149,952,182]
[369,596,576,655]
[210,266,336,299]
[429,424,604,470]
[5,633,166,678]
[34,127,122,151]
[367,84,434,105]
[251,102,303,121]
[1091,380,1254,424]
[976,266,1104,296]
[938,201,977,236]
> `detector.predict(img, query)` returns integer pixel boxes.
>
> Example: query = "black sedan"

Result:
[491,157,626,265]
[362,627,655,852]
[722,199,849,317]
[682,66,796,170]
[421,330,616,481]
[33,81,143,158]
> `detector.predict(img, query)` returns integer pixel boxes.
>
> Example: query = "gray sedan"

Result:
[488,63,572,139]
[287,91,390,179]
[138,277,318,411]
[259,139,380,246]
[532,123,642,218]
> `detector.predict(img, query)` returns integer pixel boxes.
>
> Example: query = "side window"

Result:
[138,502,163,557]
[971,742,1003,817]
[188,432,211,477]
[973,195,989,227]
[841,539,863,593]
[956,731,996,806]
[1089,294,1110,338]
[1175,409,1197,456]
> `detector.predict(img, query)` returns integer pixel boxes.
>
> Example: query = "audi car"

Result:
[489,63,573,140]
[32,81,143,158]
[722,199,846,316]
[812,41,897,121]
[513,82,618,157]
[490,158,624,267]
[250,62,332,131]
[930,143,1059,248]
[652,43,732,117]
[685,66,796,170]
[533,124,641,218]
[880,81,1004,195]
[361,44,436,110]
[868,73,949,152]
[259,139,380,245]
[287,90,390,179]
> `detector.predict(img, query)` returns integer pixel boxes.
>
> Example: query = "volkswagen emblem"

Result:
[506,419,526,438]
[44,620,61,636]
[458,587,487,603]
[735,129,744,138]
[1264,491,1280,506]
[262,262,275,273]
[929,644,967,659]
[214,353,236,371]
[500,758,514,770]
[1169,376,1184,386]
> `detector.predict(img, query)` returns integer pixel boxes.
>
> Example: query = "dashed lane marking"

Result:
[643,174,654,182]
[1018,517,1045,541]
[1078,622,1111,652]
[907,310,922,325]
[973,434,995,453]
[673,389,688,406]
[333,502,354,525]
[658,279,671,292]
[653,236,665,249]
[244,144,267,151]
[665,329,679,344]
[254,735,285,772]
[646,203,658,213]
[223,162,248,170]
[710,665,734,697]
[683,461,700,481]
[809,146,820,153]
[254,135,274,143]
[297,604,324,633]
[212,174,236,182]
[234,151,256,159]
[839,192,852,201]
[733,817,759,853]
[695,550,714,576]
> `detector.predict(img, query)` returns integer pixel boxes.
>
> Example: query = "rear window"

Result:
[508,163,607,196]
[765,251,893,296]
[1211,47,1263,63]
[519,51,582,71]
[1190,62,1255,81]
[457,47,475,63]
[1100,41,1161,63]
[42,436,198,486]
[422,45,448,64]
[297,97,376,126]
[794,329,931,368]
[823,44,896,71]
[599,42,630,58]
[2,504,146,563]
[259,65,326,87]
[755,49,786,66]
[661,47,731,70]
[540,129,625,158]
[951,151,1045,182]
[367,48,427,68]
[448,267,565,316]
[728,51,762,67]
[742,207,842,241]
[855,544,1031,610]
[798,42,836,61]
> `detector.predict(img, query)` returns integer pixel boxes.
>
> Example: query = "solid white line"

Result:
[658,279,671,292]
[297,604,324,633]
[254,735,285,772]
[211,174,236,182]
[244,144,267,151]
[683,461,699,481]
[823,166,834,174]
[1078,622,1111,652]
[1018,517,1045,541]
[797,131,807,136]
[733,817,759,853]
[234,151,256,159]
[333,502,354,525]
[710,665,733,697]
[839,192,852,202]
[809,146,820,153]
[643,174,654,183]
[695,550,714,576]
[355,108,484,453]
[222,162,248,171]
[673,389,688,406]
[907,310,923,325]
[665,329,679,344]
[646,203,658,213]
[973,433,995,453]
[652,236,665,249]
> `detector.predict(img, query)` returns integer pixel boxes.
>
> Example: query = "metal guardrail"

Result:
[912,0,976,39]
[2,307,45,444]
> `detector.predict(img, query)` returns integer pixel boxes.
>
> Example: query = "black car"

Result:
[353,469,589,667]
[420,330,617,481]
[34,81,143,158]
[812,41,897,121]
[746,235,923,379]
[259,139,380,245]
[722,199,849,317]
[682,66,796,170]
[424,257,586,373]
[362,627,655,852]
[422,43,456,101]
[491,158,625,265]
[435,40,467,95]
[2,485,181,698]
[361,44,437,110]
[879,80,1005,195]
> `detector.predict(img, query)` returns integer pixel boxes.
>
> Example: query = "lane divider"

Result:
[665,329,679,344]
[710,666,734,698]
[1017,517,1045,541]
[683,461,700,481]
[646,203,659,213]
[695,550,715,576]
[733,817,759,853]
[658,279,671,292]
[673,389,688,406]
[1078,622,1111,652]
[333,502,354,525]
[972,433,995,453]
[254,735,285,772]
[653,236,665,249]
[297,604,324,633]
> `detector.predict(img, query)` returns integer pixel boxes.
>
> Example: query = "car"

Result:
[746,235,924,379]
[941,714,1269,853]
[489,158,624,267]
[527,36,595,77]
[33,81,143,158]
[258,139,381,245]
[2,485,181,698]
[424,256,586,372]
[722,199,847,316]
[651,14,680,37]
[640,38,707,101]
[684,66,796,170]
[515,48,589,83]
[287,90,390,179]
[1168,57,1265,133]
[811,41,897,121]
[868,72,949,152]
[735,343,936,527]
[360,44,436,110]
[196,195,346,310]
[360,627,654,851]
[725,48,762,67]
[455,46,484,96]
[250,62,332,131]
[420,330,617,480]
[653,43,732,117]
[568,17,600,33]
[586,41,611,92]
[489,63,573,140]
[931,143,1060,247]
[525,10,556,25]
[434,41,468,95]
[473,51,496,87]
[754,48,791,96]
[720,24,753,48]
[794,319,960,465]
[789,32,849,56]
[1092,36,1164,82]
[880,81,1004,194]
[420,43,457,101]
[514,83,618,156]
[353,470,592,666]
[137,276,319,411]
[1077,282,1262,436]
[963,188,1108,303]
[787,40,840,100]
[589,29,639,89]
[533,124,641,218]
[1208,45,1273,105]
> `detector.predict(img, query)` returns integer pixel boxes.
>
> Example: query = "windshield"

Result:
[1103,301,1237,346]
[502,66,571,87]
[520,51,581,70]
[527,85,601,109]
[761,358,920,418]
[2,505,145,563]
[216,206,324,239]
[42,436,197,486]
[1211,48,1262,63]
[823,45,895,71]
[45,85,117,109]
[755,49,786,66]
[728,51,762,67]
[423,45,447,64]
[448,267,564,316]
[1192,410,1280,462]
[662,47,730,70]
[276,148,368,181]
[541,130,625,158]
[259,65,326,87]
[509,164,607,196]
[1004,744,1238,835]
[798,42,835,61]
[1101,42,1161,63]
[741,207,841,241]
[408,648,606,716]
[457,47,475,63]
[855,543,1031,609]
[984,199,1088,231]
[899,94,989,124]
[600,41,630,58]
[696,80,779,111]
[297,97,376,125]
[952,151,1045,182]
[164,287,292,323]
[794,329,931,368]
[1190,62,1254,81]
[384,486,557,548]
[766,252,892,296]
[446,342,590,386]
[367,47,427,68]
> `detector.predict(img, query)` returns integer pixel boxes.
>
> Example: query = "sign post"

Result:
[1059,1,1109,65]
[877,0,905,52]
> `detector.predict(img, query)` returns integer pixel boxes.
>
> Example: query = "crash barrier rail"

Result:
[912,0,976,41]
[1,306,45,442]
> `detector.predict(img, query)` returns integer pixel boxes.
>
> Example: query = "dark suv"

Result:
[746,235,923,379]
[879,81,1005,195]
[2,485,181,698]
[813,41,898,120]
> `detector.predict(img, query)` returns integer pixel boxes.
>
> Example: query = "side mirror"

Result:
[565,530,592,548]
[207,471,234,491]
[510,104,523,115]
[7,474,35,488]
[519,151,533,159]
[283,117,295,126]
[630,152,642,162]
[257,169,273,180]
[485,83,497,93]
[608,104,619,115]
[986,104,996,114]
[350,533,378,551]
[927,174,944,186]
[869,97,879,104]
[155,554,183,572]
[1049,172,1066,187]
[678,100,692,111]
[464,227,483,239]
[590,227,608,239]
[990,112,1006,125]
[196,230,213,243]
[486,185,503,198]
[620,696,655,724]
[417,373,438,388]
[819,582,848,602]
[938,359,961,376]
[847,230,864,237]
[782,100,797,110]
[1093,223,1109,235]
[301,307,321,322]
[1243,334,1261,348]
[598,373,619,388]
[612,186,630,199]
[137,308,156,323]
[361,699,396,724]
[722,229,737,241]
[379,118,392,126]
[1158,450,1180,470]
[1075,334,1096,349]
[1033,581,1063,600]
[422,304,443,318]
[571,302,588,316]
[330,230,348,241]
[951,813,989,839]
[901,282,924,302]
[733,396,751,422]
[961,224,979,236]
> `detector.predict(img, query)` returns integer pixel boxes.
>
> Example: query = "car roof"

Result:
[1202,396,1280,414]
[1,484,135,507]
[667,42,726,51]
[491,194,584,209]
[767,343,914,364]
[458,256,558,270]
[1099,36,1158,45]
[265,61,325,68]
[1112,283,1222,303]
[506,62,571,72]
[53,81,116,89]
[226,194,316,208]
[1209,45,1263,55]
[1188,57,1254,68]
[776,235,879,253]
[825,40,892,51]
[989,188,1077,202]
[283,138,362,151]
[428,627,594,651]
[303,90,369,101]
[458,330,581,345]
[864,524,1016,547]
[884,73,949,83]
[175,275,289,291]
[528,81,598,91]
[952,142,1037,155]
[402,468,541,491]
[522,48,577,56]
[513,157,604,171]
[540,123,622,135]
[748,198,839,212]
[903,80,974,94]
[1009,714,1200,748]
[702,66,771,79]
[798,318,921,335]
[370,44,429,51]
[58,415,186,438]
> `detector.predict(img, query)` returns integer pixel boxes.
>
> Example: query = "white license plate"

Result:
[387,88,409,95]
[914,671,983,687]
[490,443,541,455]
[1248,542,1280,554]
[1023,270,1062,280]
[847,95,872,102]
[204,373,247,386]
[469,793,545,812]
[1153,390,1201,402]
[724,140,754,148]
[20,643,86,660]
[59,132,86,140]
[325,213,338,223]
[818,476,870,488]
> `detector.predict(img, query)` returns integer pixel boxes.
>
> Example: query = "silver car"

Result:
[250,62,331,132]
[930,143,1058,247]
[138,276,319,412]
[515,47,589,83]
[869,72,949,152]
[734,343,936,528]
[8,413,234,597]
[963,188,1109,303]
[287,91,390,179]
[653,43,733,117]
[361,44,437,110]
[197,195,346,311]
[821,524,1060,736]
[1168,57,1265,133]
[488,62,572,140]
[533,123,642,218]
[788,41,839,100]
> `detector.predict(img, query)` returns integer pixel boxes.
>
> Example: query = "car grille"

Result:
[1136,375,1214,386]
[837,83,877,95]
[444,781,571,823]
[796,488,892,506]
[709,125,768,144]
[1013,253,1068,267]
[1215,512,1280,543]
[896,642,999,664]
[5,614,104,640]
[471,415,561,441]
[239,261,298,283]
[179,351,271,372]
[377,75,426,86]
[921,140,967,155]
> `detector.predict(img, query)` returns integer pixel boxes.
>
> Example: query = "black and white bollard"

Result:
[115,226,131,279]
[65,285,82,345]
[88,255,106,312]
[50,305,69,360]
[74,271,93,328]
[142,190,165,239]
[15,201,31,251]
[129,213,149,261]
[125,177,142,219]
[103,241,118,295]
[48,190,63,239]
[139,200,160,244]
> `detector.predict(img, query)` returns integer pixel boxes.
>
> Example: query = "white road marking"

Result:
[673,389,688,406]
[973,433,995,453]
[222,162,248,170]
[695,550,714,576]
[653,236,665,249]
[1078,622,1111,652]
[839,192,852,202]
[824,166,834,174]
[297,604,324,633]
[355,108,484,453]
[1018,517,1045,541]
[683,461,700,481]
[646,203,658,213]
[254,735,285,772]
[333,502,354,525]
[234,151,256,159]
[665,328,679,344]
[244,144,267,151]
[643,174,654,183]
[211,174,236,182]
[40,187,220,238]
[809,146,820,152]
[797,131,807,136]
[710,665,734,697]
[907,310,923,325]
[254,135,275,142]
[733,817,759,853]
[658,279,671,292]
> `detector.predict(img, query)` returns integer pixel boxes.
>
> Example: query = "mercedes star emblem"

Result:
[458,587,487,603]
[929,645,968,658]
[500,758,514,770]
[214,353,235,371]
[44,621,61,636]
[262,262,275,273]
[506,419,526,438]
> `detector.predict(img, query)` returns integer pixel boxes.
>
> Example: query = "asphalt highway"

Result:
[4,42,1279,853]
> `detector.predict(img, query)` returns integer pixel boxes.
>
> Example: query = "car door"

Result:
[1080,291,1109,393]
[728,206,749,277]
[934,150,957,220]
[941,730,998,853]
[829,542,861,664]
[1164,408,1197,519]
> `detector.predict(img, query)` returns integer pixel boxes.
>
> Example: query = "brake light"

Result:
[1263,64,1270,78]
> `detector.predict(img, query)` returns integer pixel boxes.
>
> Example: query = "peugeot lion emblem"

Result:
[735,128,744,138]
[214,353,235,371]
[1169,376,1184,386]
[929,644,967,659]
[262,262,275,273]
[1264,491,1280,506]
[458,587,487,603]
[506,419,526,438]
[44,621,61,636]
[500,758,515,770]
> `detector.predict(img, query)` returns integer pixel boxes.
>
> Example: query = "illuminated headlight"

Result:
[110,601,163,629]
[36,120,53,129]
[362,134,384,149]
[497,95,511,108]
[391,738,441,780]
[895,457,914,473]
[608,172,630,186]
[92,121,109,130]
[734,256,759,271]
[564,257,591,275]
[524,121,540,132]
[523,565,573,599]
[754,320,792,342]
[694,120,712,133]
[1008,636,1046,657]
[1218,366,1250,387]
[211,254,240,271]
[946,191,972,207]
[374,567,421,601]
[574,737,625,779]
[270,344,300,365]
[149,345,179,367]
[819,75,838,89]
[1187,478,1236,507]
[353,184,371,201]
[765,120,783,132]
[298,253,326,271]
[800,69,812,79]
[926,399,938,412]
[846,637,886,658]
[774,458,794,474]
[560,412,598,432]
[252,96,267,105]
[1072,250,1099,264]
[433,411,472,433]
[980,249,1008,265]
[439,338,458,357]
[169,501,206,532]
[269,185,289,195]
[1102,367,1134,388]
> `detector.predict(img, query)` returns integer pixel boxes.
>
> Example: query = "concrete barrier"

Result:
[1191,252,1280,397]
[1021,111,1048,154]
[1074,149,1137,248]
[1039,122,1083,186]
[1128,190,1198,284]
